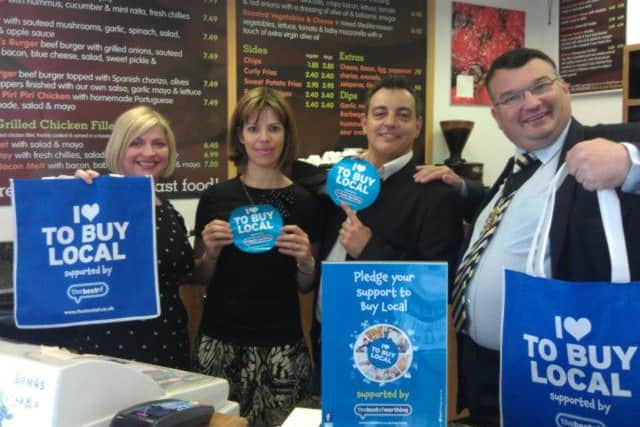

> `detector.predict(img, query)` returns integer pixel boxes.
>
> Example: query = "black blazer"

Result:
[551,119,640,281]
[321,158,463,269]
[465,118,640,282]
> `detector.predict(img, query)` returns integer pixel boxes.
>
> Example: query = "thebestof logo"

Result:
[555,412,606,427]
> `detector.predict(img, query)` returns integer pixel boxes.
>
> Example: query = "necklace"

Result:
[239,175,295,219]
[240,177,256,205]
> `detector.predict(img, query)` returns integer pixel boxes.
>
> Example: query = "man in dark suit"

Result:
[416,48,640,425]
[311,75,464,394]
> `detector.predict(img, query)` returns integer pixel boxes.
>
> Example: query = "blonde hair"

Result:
[104,105,177,177]
[228,87,298,173]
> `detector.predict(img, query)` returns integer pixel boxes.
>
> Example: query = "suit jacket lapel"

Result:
[459,156,514,257]
[550,118,583,274]
[480,157,514,214]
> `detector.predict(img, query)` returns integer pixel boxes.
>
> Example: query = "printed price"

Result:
[202,98,219,107]
[202,51,219,61]
[202,32,219,41]
[202,14,219,23]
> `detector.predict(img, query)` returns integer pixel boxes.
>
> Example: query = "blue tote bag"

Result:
[12,176,159,328]
[500,164,640,427]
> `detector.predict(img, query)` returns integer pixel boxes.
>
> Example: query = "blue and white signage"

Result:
[327,158,381,211]
[229,204,283,253]
[501,270,640,427]
[322,262,448,427]
[12,176,159,328]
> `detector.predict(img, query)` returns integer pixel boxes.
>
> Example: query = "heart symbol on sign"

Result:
[248,207,258,213]
[81,203,100,222]
[355,164,366,173]
[563,317,591,342]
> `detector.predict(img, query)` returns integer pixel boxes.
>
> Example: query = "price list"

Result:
[559,0,626,93]
[303,54,337,111]
[0,0,227,204]
[237,0,427,156]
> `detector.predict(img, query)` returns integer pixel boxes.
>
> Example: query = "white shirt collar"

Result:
[365,150,413,181]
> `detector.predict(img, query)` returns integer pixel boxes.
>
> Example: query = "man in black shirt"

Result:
[312,75,464,392]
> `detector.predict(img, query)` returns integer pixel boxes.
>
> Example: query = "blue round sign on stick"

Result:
[229,204,283,253]
[326,157,381,211]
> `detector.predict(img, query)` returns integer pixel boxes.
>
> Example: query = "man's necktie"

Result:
[451,153,541,333]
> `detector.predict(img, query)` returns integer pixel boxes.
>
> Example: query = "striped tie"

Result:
[451,153,540,333]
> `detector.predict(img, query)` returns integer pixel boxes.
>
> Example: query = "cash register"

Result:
[0,338,239,427]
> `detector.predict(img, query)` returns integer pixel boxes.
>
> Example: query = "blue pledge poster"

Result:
[12,176,159,328]
[501,270,640,427]
[322,262,448,427]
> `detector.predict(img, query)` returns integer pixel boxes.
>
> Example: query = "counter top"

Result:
[209,412,248,427]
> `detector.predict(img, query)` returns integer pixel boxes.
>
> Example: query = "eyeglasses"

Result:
[494,77,560,108]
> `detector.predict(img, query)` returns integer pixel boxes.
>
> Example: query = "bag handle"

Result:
[526,163,630,282]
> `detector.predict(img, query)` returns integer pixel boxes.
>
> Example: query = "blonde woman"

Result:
[73,106,193,370]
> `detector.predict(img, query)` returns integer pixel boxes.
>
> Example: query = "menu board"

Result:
[236,0,427,156]
[559,0,626,93]
[0,0,427,213]
[0,1,227,206]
